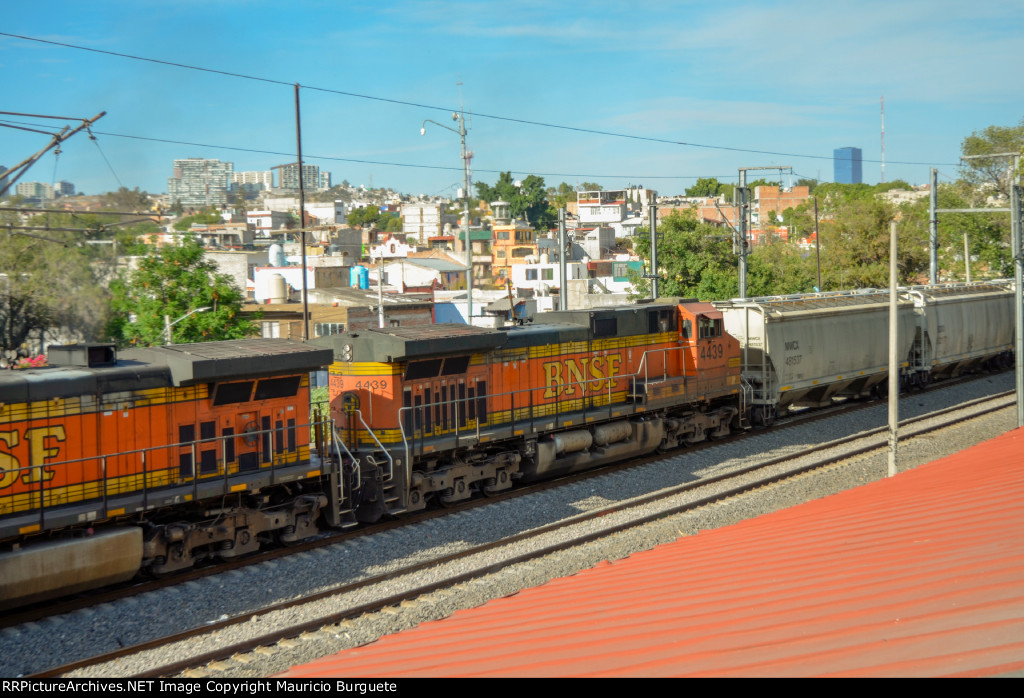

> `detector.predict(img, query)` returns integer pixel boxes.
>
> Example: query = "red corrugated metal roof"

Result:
[281,428,1024,677]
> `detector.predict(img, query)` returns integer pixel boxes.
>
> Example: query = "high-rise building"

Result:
[231,170,273,188]
[274,162,322,191]
[15,181,55,200]
[833,147,863,184]
[167,158,234,208]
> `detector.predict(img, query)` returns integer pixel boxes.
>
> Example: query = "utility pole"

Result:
[929,168,938,284]
[888,220,898,477]
[558,207,568,310]
[421,97,472,323]
[643,199,660,300]
[948,152,1022,426]
[294,84,309,342]
[736,166,792,298]
[0,111,106,198]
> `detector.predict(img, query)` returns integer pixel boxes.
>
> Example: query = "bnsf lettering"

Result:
[0,426,66,489]
[543,355,623,399]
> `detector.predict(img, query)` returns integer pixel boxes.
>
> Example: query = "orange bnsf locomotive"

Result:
[0,340,338,608]
[318,300,742,522]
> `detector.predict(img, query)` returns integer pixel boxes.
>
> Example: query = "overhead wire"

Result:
[0,31,961,169]
[88,128,124,189]
[0,117,738,183]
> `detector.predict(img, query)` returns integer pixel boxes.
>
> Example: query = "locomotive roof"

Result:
[0,339,333,402]
[313,324,507,362]
[122,339,334,386]
[317,302,697,362]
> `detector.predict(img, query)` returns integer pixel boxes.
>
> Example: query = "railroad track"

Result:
[33,388,1015,679]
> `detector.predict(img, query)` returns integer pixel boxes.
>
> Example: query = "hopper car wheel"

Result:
[751,406,763,427]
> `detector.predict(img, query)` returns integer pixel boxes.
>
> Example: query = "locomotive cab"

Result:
[678,302,740,392]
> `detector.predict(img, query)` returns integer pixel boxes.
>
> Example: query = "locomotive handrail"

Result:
[350,410,394,482]
[331,424,360,503]
[633,344,691,400]
[2,418,335,530]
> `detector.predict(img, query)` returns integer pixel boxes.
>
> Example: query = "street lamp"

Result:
[421,111,473,323]
[164,306,211,345]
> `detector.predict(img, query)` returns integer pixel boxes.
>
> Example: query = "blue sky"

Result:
[2,1,1021,199]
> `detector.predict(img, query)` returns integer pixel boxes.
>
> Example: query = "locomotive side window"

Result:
[593,318,617,337]
[254,376,301,400]
[441,356,470,375]
[682,319,693,339]
[406,359,443,380]
[213,381,254,405]
[698,316,722,339]
[648,309,677,333]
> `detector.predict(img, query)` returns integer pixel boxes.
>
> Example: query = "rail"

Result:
[0,418,337,534]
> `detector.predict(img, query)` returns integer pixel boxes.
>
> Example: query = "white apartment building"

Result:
[401,203,458,241]
[168,158,234,208]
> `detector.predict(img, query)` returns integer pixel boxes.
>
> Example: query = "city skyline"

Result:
[2,1,1021,199]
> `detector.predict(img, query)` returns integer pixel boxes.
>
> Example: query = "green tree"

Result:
[813,192,926,289]
[794,178,819,193]
[548,182,578,209]
[476,172,555,228]
[103,187,151,211]
[173,208,224,231]
[959,117,1024,198]
[685,177,723,197]
[747,241,818,296]
[630,210,738,300]
[0,221,109,356]
[107,236,256,346]
[347,206,383,228]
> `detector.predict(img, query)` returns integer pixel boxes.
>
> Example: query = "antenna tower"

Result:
[880,95,886,183]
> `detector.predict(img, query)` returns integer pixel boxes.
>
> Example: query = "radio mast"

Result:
[880,95,886,183]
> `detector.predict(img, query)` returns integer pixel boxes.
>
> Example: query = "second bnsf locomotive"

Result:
[319,300,741,522]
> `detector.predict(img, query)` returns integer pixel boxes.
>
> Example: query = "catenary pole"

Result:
[294,84,309,342]
[929,168,938,284]
[888,220,899,477]
[558,207,567,310]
